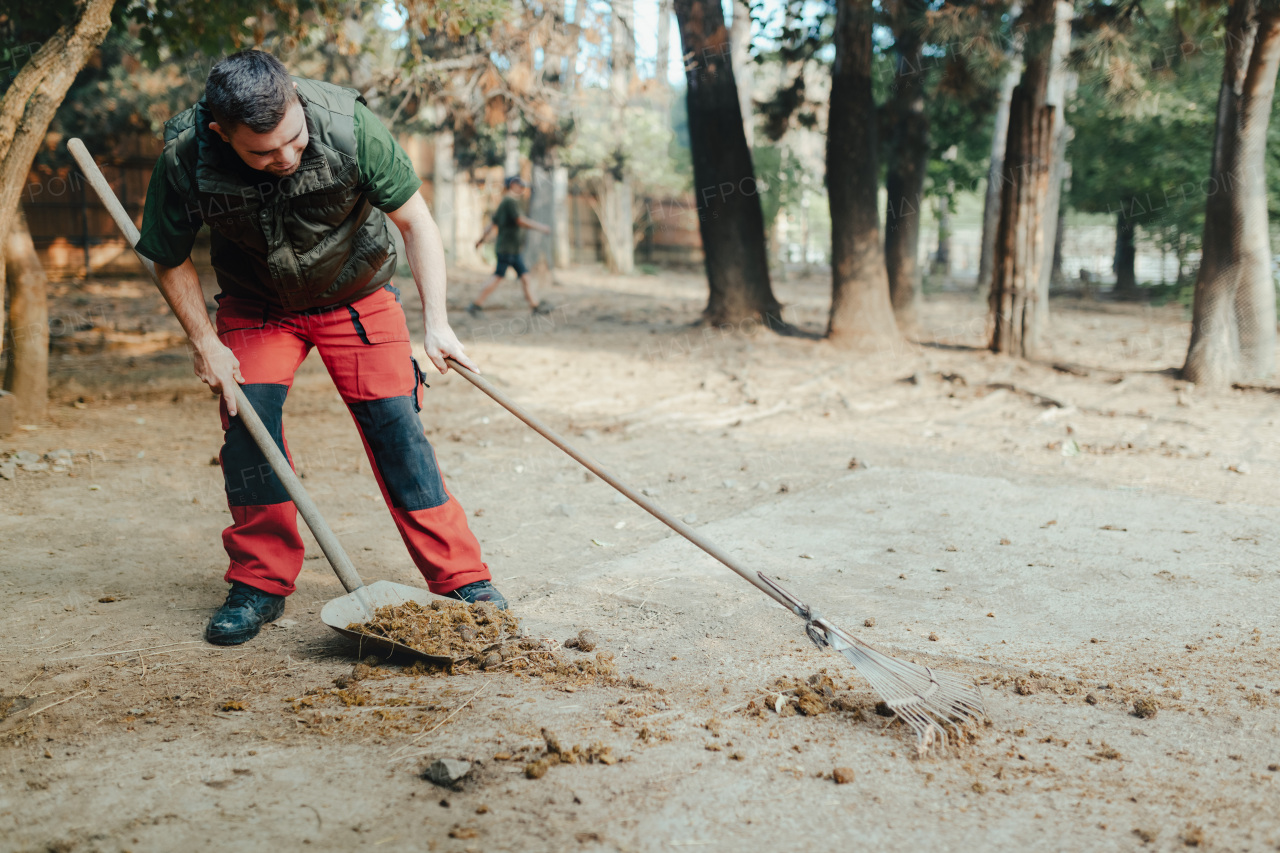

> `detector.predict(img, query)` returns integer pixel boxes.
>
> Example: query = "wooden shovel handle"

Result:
[67,138,367,596]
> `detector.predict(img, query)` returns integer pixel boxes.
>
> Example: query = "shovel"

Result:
[68,139,452,667]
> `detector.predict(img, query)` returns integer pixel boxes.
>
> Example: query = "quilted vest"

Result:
[161,77,397,311]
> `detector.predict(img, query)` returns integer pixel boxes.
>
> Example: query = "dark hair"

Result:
[205,50,298,134]
[505,176,525,189]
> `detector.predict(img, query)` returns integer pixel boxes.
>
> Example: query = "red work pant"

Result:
[214,285,490,597]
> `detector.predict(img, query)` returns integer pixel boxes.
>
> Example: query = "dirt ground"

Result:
[2,265,1279,852]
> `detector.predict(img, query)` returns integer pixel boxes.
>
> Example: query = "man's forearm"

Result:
[400,209,450,331]
[156,258,219,350]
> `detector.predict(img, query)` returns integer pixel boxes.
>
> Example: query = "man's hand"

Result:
[193,337,246,416]
[425,324,480,375]
[474,238,484,250]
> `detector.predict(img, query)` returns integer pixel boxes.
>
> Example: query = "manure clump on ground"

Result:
[524,727,620,779]
[349,599,519,660]
[347,599,620,686]
[742,672,867,718]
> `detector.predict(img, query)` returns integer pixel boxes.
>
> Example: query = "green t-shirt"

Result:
[137,101,422,268]
[492,195,523,256]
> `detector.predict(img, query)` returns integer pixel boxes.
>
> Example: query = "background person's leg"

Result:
[469,275,503,313]
[511,255,548,312]
[316,288,492,595]
[215,298,312,597]
[518,273,540,309]
[472,256,513,310]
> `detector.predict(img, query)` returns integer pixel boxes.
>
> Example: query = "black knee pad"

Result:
[221,383,291,507]
[348,395,449,511]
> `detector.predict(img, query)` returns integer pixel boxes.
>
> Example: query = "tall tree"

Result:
[883,0,930,333]
[1032,3,1074,310]
[976,10,1023,300]
[603,0,638,274]
[656,0,674,88]
[826,0,899,345]
[1183,0,1280,386]
[4,212,48,423]
[1113,211,1138,292]
[0,0,114,424]
[987,0,1069,357]
[672,0,783,327]
[730,0,756,148]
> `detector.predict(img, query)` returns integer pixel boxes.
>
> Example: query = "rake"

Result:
[67,136,983,750]
[443,357,986,750]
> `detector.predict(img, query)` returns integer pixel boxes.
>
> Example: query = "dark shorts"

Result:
[495,253,528,277]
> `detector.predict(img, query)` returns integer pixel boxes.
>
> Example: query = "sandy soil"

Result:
[2,266,1279,852]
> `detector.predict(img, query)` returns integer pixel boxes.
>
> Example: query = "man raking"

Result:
[135,50,507,645]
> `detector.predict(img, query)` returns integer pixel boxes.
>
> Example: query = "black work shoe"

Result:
[531,301,553,316]
[204,581,286,645]
[466,303,484,317]
[446,580,508,611]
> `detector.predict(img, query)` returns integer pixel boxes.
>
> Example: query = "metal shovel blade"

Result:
[320,579,456,668]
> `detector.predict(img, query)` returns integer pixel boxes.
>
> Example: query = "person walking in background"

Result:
[469,176,553,316]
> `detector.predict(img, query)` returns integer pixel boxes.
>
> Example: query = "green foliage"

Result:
[752,143,808,227]
[0,0,137,98]
[1065,2,1226,282]
[125,0,339,67]
[452,118,507,170]
[401,0,509,39]
[43,31,205,161]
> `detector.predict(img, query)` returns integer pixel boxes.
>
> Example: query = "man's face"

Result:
[209,98,309,177]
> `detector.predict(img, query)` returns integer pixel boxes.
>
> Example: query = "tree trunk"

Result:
[455,170,487,271]
[977,11,1024,300]
[987,0,1060,357]
[656,0,674,87]
[1032,12,1074,336]
[731,0,755,149]
[0,0,113,355]
[1050,194,1067,289]
[884,0,929,334]
[600,0,637,275]
[1183,2,1280,387]
[526,160,555,271]
[503,114,520,176]
[3,211,47,424]
[933,187,953,284]
[1032,112,1069,319]
[827,0,900,346]
[552,162,571,268]
[432,130,456,263]
[1114,211,1137,295]
[673,0,782,327]
[610,0,636,103]
[595,174,636,275]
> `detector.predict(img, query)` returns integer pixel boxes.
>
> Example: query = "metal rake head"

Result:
[759,573,985,752]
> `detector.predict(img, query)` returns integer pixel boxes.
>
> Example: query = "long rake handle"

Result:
[67,138,367,596]
[444,357,791,608]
